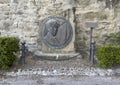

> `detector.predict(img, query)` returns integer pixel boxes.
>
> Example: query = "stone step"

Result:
[33,51,80,61]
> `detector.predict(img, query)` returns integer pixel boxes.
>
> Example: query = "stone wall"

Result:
[75,0,120,56]
[0,0,120,56]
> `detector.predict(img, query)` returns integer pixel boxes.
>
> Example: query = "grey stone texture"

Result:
[0,0,120,55]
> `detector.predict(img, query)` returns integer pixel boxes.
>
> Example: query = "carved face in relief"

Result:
[49,20,60,37]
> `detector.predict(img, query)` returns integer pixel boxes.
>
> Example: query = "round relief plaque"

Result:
[40,16,73,48]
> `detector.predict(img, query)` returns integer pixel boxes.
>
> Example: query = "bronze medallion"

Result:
[40,16,73,48]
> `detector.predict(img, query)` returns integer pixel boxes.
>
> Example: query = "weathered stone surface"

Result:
[0,0,9,4]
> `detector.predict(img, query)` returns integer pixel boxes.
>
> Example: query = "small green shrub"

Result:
[97,46,120,68]
[0,37,19,69]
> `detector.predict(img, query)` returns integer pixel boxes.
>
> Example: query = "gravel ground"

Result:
[24,55,90,70]
[0,55,119,77]
[0,75,120,85]
[0,55,120,85]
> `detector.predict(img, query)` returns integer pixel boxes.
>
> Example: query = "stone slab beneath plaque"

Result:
[39,16,75,53]
[33,51,80,60]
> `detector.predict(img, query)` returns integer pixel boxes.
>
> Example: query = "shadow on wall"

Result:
[75,41,89,59]
[113,0,119,7]
[98,0,120,8]
[74,25,89,59]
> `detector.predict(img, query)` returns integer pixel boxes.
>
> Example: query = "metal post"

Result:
[89,27,93,61]
[20,41,26,65]
[90,27,95,65]
[85,21,98,65]
[90,27,95,64]
[91,40,95,64]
